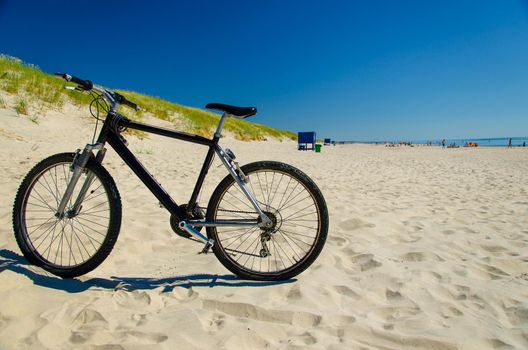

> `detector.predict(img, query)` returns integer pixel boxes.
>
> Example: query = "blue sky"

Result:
[1,0,527,141]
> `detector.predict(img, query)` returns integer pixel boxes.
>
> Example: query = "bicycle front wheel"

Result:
[206,161,328,280]
[12,153,122,278]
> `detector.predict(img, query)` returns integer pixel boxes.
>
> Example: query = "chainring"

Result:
[170,205,205,239]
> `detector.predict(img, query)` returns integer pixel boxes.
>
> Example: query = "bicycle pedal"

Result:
[199,239,215,254]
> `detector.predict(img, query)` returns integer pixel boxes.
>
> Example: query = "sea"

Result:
[337,137,528,147]
[412,137,528,147]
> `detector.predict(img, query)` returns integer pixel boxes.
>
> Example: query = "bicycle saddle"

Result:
[206,103,257,118]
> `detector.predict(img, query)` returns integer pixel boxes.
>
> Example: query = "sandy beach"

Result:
[1,103,527,349]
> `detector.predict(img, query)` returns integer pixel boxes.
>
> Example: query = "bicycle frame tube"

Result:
[122,118,218,214]
[93,114,269,226]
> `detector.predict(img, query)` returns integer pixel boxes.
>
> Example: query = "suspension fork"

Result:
[56,143,105,217]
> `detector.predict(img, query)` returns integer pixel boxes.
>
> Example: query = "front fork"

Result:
[56,143,106,218]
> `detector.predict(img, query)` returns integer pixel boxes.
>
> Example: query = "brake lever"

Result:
[64,86,88,93]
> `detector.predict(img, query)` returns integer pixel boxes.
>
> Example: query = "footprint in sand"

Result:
[440,304,464,318]
[333,285,361,300]
[71,308,108,329]
[480,244,507,253]
[488,338,514,349]
[290,332,317,347]
[339,218,376,231]
[328,235,347,246]
[349,253,382,271]
[121,330,168,344]
[475,263,509,280]
[207,313,226,331]
[504,307,528,326]
[448,284,471,300]
[399,251,444,262]
[131,313,148,327]
[286,284,302,301]
[203,299,322,327]
[385,289,403,301]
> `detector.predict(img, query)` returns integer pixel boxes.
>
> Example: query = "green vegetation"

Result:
[117,90,296,140]
[0,54,296,141]
[15,98,28,115]
[0,55,91,108]
[0,96,6,108]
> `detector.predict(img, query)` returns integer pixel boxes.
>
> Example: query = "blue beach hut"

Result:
[298,131,316,151]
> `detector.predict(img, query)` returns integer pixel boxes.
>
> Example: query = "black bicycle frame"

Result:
[96,112,218,222]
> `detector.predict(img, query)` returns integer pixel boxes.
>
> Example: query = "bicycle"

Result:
[12,73,329,280]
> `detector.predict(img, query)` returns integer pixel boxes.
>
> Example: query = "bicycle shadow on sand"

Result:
[0,249,296,294]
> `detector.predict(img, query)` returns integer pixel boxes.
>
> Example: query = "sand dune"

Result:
[1,102,527,349]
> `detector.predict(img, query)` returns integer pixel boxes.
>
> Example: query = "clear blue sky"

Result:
[1,0,527,141]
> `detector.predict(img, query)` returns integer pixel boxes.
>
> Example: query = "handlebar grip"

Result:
[122,98,140,111]
[55,73,93,91]
[114,92,141,111]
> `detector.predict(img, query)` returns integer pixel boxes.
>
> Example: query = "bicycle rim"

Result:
[20,161,111,268]
[211,167,322,275]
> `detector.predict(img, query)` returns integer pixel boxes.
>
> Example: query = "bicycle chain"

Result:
[195,206,259,215]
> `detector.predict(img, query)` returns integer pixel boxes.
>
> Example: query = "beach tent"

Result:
[324,138,331,145]
[298,132,316,151]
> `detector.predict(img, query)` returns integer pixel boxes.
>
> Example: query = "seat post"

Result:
[215,113,228,138]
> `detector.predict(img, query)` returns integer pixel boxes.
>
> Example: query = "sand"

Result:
[1,99,527,349]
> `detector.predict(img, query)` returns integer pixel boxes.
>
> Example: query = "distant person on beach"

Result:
[508,138,512,148]
[523,141,526,147]
[442,139,445,148]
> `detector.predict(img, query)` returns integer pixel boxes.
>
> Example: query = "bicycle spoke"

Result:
[33,220,60,249]
[279,195,313,214]
[237,233,261,264]
[27,215,56,232]
[276,178,296,210]
[39,174,60,207]
[71,222,91,262]
[224,227,258,250]
[76,215,109,229]
[73,218,103,247]
[67,220,78,265]
[30,189,56,212]
[213,168,322,275]
[72,218,106,238]
[281,221,318,230]
[269,173,284,206]
[81,201,108,213]
[43,220,64,261]
[19,161,112,269]
[278,229,313,247]
[76,212,110,220]
[272,233,295,267]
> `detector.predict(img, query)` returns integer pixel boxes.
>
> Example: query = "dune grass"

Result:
[14,98,28,115]
[0,54,296,141]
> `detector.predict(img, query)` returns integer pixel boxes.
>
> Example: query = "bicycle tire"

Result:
[206,161,328,280]
[12,153,122,278]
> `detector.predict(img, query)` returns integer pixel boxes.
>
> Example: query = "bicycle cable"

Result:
[88,91,109,144]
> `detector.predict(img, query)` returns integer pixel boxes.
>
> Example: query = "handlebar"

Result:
[54,72,140,111]
[55,73,93,91]
[113,92,140,111]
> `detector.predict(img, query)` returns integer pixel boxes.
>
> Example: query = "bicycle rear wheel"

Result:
[12,153,122,278]
[206,161,328,280]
